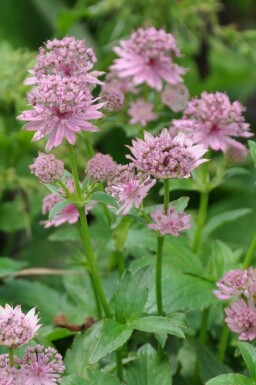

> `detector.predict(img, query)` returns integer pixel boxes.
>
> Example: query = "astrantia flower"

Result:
[214,269,248,300]
[127,128,207,179]
[99,84,124,112]
[106,164,156,215]
[18,75,104,151]
[171,92,252,153]
[86,153,117,183]
[0,354,19,385]
[111,27,186,91]
[161,83,189,112]
[30,152,65,184]
[225,299,256,340]
[148,205,191,236]
[0,305,40,348]
[25,36,102,86]
[128,98,157,126]
[19,344,64,385]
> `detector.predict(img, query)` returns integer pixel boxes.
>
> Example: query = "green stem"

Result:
[164,179,169,213]
[217,323,229,362]
[8,347,14,367]
[199,308,209,345]
[116,349,123,382]
[192,191,209,253]
[57,180,74,201]
[85,133,95,158]
[156,236,164,316]
[243,233,256,269]
[68,143,82,200]
[117,251,126,278]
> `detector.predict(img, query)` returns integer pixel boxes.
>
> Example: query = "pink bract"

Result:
[148,205,191,236]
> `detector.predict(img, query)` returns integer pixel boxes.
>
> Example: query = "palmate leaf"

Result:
[206,374,253,385]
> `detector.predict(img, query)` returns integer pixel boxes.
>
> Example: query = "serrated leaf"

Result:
[114,266,151,323]
[90,320,133,364]
[49,199,71,220]
[239,342,256,381]
[206,374,253,385]
[125,344,172,385]
[89,191,118,208]
[131,314,186,338]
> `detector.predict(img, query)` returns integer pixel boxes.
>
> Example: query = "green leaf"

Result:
[238,342,256,381]
[197,344,232,383]
[89,191,118,208]
[159,178,200,193]
[249,140,256,165]
[202,209,252,239]
[125,344,172,385]
[0,257,27,278]
[90,320,133,364]
[206,374,253,385]
[61,375,88,385]
[0,197,27,232]
[131,314,187,338]
[86,369,121,385]
[171,196,190,212]
[49,199,71,220]
[114,266,151,323]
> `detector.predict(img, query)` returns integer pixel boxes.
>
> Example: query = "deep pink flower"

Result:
[19,344,64,385]
[148,205,191,236]
[111,27,186,91]
[225,299,256,340]
[161,83,189,112]
[171,92,252,153]
[127,128,207,179]
[25,36,102,86]
[128,98,157,126]
[30,152,65,184]
[0,305,41,348]
[18,75,104,151]
[214,270,248,300]
[86,153,117,183]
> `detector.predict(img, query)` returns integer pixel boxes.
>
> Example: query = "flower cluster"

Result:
[30,152,65,184]
[171,92,252,153]
[111,27,186,91]
[18,37,104,151]
[128,98,157,126]
[148,205,191,236]
[0,305,64,385]
[161,83,189,112]
[86,153,117,183]
[214,268,256,340]
[127,128,207,179]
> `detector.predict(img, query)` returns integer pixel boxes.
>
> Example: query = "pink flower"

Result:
[171,92,252,153]
[18,75,104,151]
[148,205,191,236]
[99,84,125,111]
[105,70,138,94]
[0,305,41,348]
[19,344,64,385]
[0,354,19,385]
[29,152,65,184]
[128,98,157,126]
[86,153,117,183]
[161,83,189,112]
[214,270,248,300]
[225,299,256,340]
[106,165,156,215]
[111,27,186,91]
[127,128,207,179]
[25,36,102,86]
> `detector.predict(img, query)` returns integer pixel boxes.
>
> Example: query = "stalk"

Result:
[192,191,209,253]
[8,347,14,367]
[243,233,256,269]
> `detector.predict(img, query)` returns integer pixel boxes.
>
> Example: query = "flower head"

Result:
[225,299,256,340]
[0,354,19,385]
[30,152,65,184]
[106,164,156,214]
[86,153,117,183]
[99,84,124,111]
[128,98,157,126]
[127,128,207,179]
[25,36,102,86]
[214,270,248,300]
[0,305,40,348]
[111,27,186,91]
[171,92,252,153]
[18,75,104,151]
[148,205,191,236]
[161,83,189,112]
[19,344,64,385]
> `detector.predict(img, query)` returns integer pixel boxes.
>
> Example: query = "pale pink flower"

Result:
[99,84,124,111]
[226,143,249,163]
[128,98,157,126]
[18,75,104,151]
[0,354,19,385]
[0,305,41,348]
[127,128,207,179]
[19,344,64,385]
[148,205,191,236]
[161,83,189,112]
[106,164,156,215]
[29,152,65,184]
[86,153,117,182]
[225,299,256,340]
[111,27,186,91]
[25,36,102,86]
[214,270,248,300]
[171,92,252,153]
[105,70,138,94]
